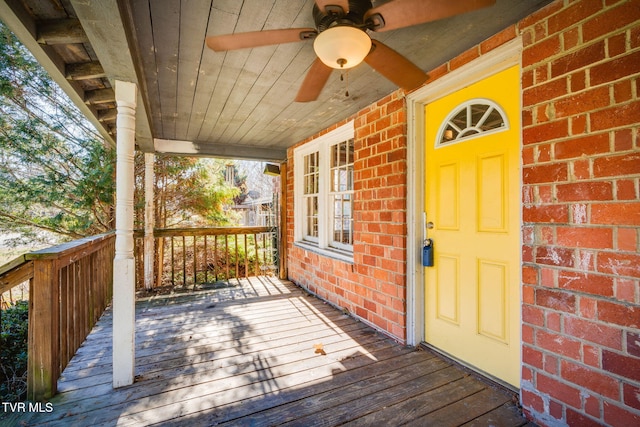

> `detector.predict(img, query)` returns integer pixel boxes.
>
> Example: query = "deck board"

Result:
[13,277,529,426]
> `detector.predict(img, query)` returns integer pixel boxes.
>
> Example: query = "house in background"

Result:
[0,0,638,425]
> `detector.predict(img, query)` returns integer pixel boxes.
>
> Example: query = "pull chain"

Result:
[340,70,350,97]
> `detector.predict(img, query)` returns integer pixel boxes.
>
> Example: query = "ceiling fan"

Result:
[206,0,495,102]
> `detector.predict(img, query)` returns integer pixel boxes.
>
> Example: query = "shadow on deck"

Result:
[11,277,533,426]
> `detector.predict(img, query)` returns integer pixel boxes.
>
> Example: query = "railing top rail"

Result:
[0,255,33,296]
[0,253,29,277]
[25,231,115,261]
[150,226,273,238]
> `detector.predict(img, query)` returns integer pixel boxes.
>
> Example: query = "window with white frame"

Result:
[294,121,355,260]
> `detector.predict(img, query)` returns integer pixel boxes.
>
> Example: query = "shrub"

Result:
[1,300,28,402]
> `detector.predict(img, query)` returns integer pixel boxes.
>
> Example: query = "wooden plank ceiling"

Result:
[0,0,552,161]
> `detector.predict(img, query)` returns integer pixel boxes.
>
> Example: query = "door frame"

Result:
[406,37,523,346]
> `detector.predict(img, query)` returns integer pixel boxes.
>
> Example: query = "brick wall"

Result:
[285,0,639,424]
[520,0,640,425]
[286,91,408,342]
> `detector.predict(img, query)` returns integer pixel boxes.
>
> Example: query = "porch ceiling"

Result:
[0,0,551,161]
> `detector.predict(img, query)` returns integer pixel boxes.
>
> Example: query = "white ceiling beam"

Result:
[154,139,287,162]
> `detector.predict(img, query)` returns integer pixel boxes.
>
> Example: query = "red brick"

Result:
[592,202,640,226]
[523,265,539,284]
[548,0,603,36]
[602,350,640,381]
[524,119,570,144]
[554,86,610,119]
[593,152,640,178]
[583,0,640,43]
[583,344,600,368]
[614,79,634,104]
[628,331,640,358]
[598,300,640,328]
[604,401,640,427]
[523,344,544,368]
[523,78,567,107]
[623,383,640,411]
[541,267,556,288]
[537,329,582,360]
[523,204,569,223]
[618,227,638,252]
[614,128,634,151]
[544,353,559,374]
[537,372,582,408]
[564,316,622,349]
[535,246,575,268]
[556,226,613,249]
[566,408,604,427]
[559,271,614,297]
[551,41,606,78]
[556,181,613,202]
[570,114,588,135]
[617,179,638,201]
[580,296,598,319]
[536,288,576,312]
[523,284,536,305]
[450,46,480,71]
[523,163,568,184]
[591,101,640,132]
[562,360,620,399]
[570,70,587,93]
[480,24,517,54]
[523,304,545,326]
[563,26,581,51]
[589,52,640,86]
[546,311,562,332]
[521,389,545,415]
[523,34,562,67]
[615,278,637,303]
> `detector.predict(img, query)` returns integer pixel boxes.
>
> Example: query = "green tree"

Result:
[0,21,115,244]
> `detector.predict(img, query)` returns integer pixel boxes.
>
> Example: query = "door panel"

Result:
[424,65,521,388]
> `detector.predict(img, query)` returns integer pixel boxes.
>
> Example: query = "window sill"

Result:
[293,241,354,264]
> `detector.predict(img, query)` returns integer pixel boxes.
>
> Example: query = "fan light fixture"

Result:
[313,26,371,69]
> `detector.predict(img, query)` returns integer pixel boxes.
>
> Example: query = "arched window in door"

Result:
[436,99,508,146]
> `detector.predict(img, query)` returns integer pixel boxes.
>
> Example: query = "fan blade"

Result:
[295,58,333,102]
[206,28,317,52]
[364,40,428,91]
[315,0,350,15]
[365,0,495,32]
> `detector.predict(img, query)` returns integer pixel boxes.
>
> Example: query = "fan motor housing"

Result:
[313,0,373,32]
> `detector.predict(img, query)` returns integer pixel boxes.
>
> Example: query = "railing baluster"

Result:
[193,235,197,287]
[214,235,218,281]
[262,233,267,271]
[254,233,259,275]
[182,235,186,287]
[244,234,248,278]
[171,237,175,286]
[204,235,208,283]
[224,235,229,281]
[234,234,239,279]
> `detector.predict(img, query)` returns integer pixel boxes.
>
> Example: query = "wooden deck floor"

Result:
[13,277,532,426]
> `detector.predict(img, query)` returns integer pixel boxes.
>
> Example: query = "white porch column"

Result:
[144,153,155,290]
[113,80,137,388]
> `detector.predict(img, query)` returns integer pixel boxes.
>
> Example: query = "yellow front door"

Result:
[424,65,521,388]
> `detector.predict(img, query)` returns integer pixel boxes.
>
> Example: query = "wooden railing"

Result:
[135,226,278,289]
[0,232,115,401]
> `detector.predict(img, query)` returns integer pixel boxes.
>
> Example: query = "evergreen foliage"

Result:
[0,300,28,402]
[0,22,115,244]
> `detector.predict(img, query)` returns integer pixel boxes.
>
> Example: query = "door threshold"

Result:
[419,342,520,395]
